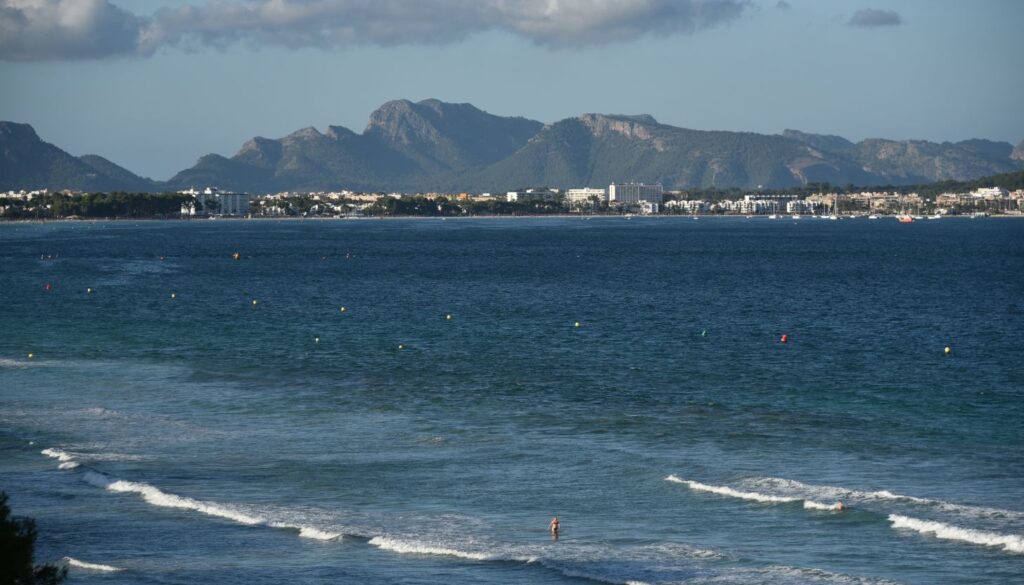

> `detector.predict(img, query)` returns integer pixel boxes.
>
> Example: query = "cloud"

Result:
[0,0,161,61]
[0,0,752,61]
[847,8,903,28]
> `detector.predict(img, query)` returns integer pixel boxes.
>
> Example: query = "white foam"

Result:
[41,448,76,463]
[747,477,1023,521]
[82,471,264,526]
[58,461,80,470]
[888,514,1024,554]
[803,500,842,511]
[268,522,342,541]
[368,536,500,561]
[666,475,799,504]
[64,557,122,572]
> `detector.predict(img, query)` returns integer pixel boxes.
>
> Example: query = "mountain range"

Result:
[3,99,1022,193]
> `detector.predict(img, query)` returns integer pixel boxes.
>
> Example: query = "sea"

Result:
[1,216,1021,584]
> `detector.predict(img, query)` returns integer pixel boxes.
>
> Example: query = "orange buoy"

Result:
[780,334,788,343]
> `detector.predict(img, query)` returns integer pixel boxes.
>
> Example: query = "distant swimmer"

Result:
[549,516,560,534]
[836,501,845,512]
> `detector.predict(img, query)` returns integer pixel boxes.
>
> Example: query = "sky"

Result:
[1,0,1022,180]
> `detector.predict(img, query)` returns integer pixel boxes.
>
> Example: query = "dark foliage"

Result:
[0,493,66,585]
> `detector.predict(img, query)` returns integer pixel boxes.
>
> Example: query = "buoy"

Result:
[339,306,347,313]
[314,337,320,344]
[446,314,452,320]
[232,252,241,260]
[574,322,581,328]
[86,287,93,294]
[252,299,258,306]
[398,344,405,350]
[780,334,788,344]
[944,346,951,355]
[170,292,177,299]
[27,353,34,359]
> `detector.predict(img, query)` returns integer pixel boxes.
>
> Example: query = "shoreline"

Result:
[2,213,1023,224]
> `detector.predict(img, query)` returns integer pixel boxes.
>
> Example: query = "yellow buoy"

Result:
[340,306,347,313]
[252,299,258,306]
[398,344,405,350]
[86,287,93,294]
[27,353,34,359]
[170,292,177,299]
[446,314,452,320]
[574,321,581,328]
[944,346,951,355]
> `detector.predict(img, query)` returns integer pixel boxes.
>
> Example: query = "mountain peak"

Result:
[0,121,41,142]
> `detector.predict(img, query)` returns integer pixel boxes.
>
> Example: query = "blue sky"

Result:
[1,0,1022,180]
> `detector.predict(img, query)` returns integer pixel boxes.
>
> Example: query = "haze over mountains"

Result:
[3,99,1022,193]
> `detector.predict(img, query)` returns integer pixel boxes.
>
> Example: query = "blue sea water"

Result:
[1,216,1022,584]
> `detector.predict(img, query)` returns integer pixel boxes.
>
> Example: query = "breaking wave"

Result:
[64,557,122,572]
[667,475,825,506]
[743,477,1023,522]
[368,536,509,561]
[888,514,1024,554]
[81,470,343,541]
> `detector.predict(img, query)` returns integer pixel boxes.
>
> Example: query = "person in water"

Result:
[836,501,845,512]
[549,516,560,534]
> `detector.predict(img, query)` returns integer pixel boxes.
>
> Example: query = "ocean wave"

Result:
[744,477,1023,521]
[41,448,76,463]
[268,522,343,541]
[368,536,509,561]
[666,475,800,504]
[77,468,344,543]
[42,448,82,469]
[888,514,1024,554]
[803,500,842,511]
[82,471,265,526]
[64,557,122,572]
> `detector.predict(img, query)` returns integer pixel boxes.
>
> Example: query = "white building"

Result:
[970,187,1009,199]
[506,188,560,202]
[608,182,663,204]
[181,187,252,216]
[565,188,607,205]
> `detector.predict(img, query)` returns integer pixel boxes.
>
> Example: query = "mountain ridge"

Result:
[2,101,1022,193]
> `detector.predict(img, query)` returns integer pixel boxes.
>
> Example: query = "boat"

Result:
[897,215,914,223]
[768,214,779,219]
[928,214,942,220]
[868,214,879,220]
[791,214,801,220]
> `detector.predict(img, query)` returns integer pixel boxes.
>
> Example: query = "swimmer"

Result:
[549,516,560,534]
[836,501,844,512]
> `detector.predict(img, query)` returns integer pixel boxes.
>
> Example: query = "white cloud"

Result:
[0,0,751,61]
[0,0,160,60]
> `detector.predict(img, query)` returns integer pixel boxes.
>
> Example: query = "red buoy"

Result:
[780,334,788,343]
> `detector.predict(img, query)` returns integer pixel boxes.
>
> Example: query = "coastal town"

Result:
[2,180,1023,220]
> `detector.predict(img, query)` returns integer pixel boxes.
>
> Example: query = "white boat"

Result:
[868,214,879,220]
[791,214,801,220]
[928,214,941,220]
[768,214,779,219]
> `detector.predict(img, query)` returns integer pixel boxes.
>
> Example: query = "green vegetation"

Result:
[0,192,190,219]
[0,492,66,585]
